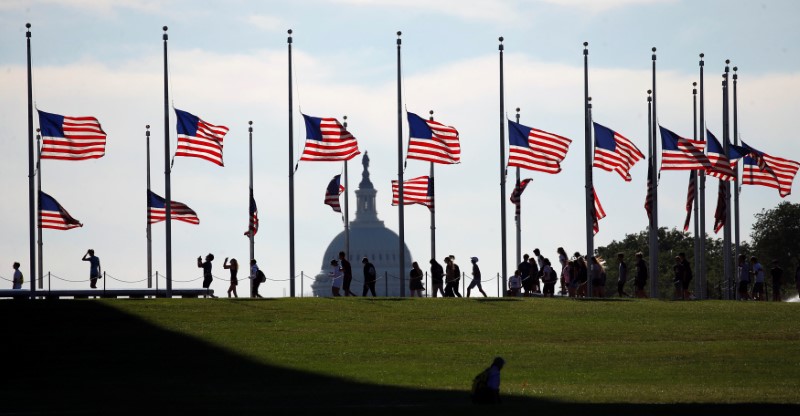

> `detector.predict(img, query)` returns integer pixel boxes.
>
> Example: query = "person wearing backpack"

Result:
[542,258,557,297]
[471,357,505,404]
[361,257,377,297]
[250,259,264,298]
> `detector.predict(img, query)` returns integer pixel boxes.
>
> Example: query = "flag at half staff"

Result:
[740,141,800,198]
[148,190,199,225]
[300,115,360,161]
[683,172,696,232]
[507,119,572,174]
[510,178,532,217]
[37,110,106,160]
[705,129,746,181]
[406,112,460,164]
[324,174,345,213]
[392,176,433,210]
[644,162,655,222]
[244,189,259,237]
[174,108,229,167]
[713,180,726,233]
[659,125,710,171]
[592,122,644,182]
[592,187,606,235]
[39,191,82,230]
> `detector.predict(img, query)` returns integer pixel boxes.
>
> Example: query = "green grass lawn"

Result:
[3,297,799,415]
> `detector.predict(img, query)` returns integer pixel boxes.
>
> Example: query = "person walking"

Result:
[770,260,783,302]
[223,258,239,298]
[737,254,751,301]
[450,255,462,297]
[329,259,343,297]
[751,256,766,301]
[361,257,377,297]
[634,252,648,298]
[672,255,685,300]
[82,249,101,289]
[429,258,445,298]
[518,254,531,296]
[197,253,216,297]
[11,262,23,290]
[339,251,357,297]
[617,253,630,298]
[444,255,462,297]
[409,261,425,297]
[467,257,487,298]
[250,259,263,298]
[557,247,568,295]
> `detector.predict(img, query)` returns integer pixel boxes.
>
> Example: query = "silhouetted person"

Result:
[672,255,684,300]
[678,252,693,300]
[751,256,765,301]
[82,249,101,289]
[542,258,557,297]
[224,258,238,298]
[574,253,588,298]
[198,253,216,297]
[339,251,357,297]
[329,259,343,297]
[361,257,377,297]
[449,255,462,297]
[409,261,424,297]
[508,269,522,297]
[250,259,263,298]
[467,257,487,298]
[429,259,445,298]
[617,253,630,298]
[12,262,23,290]
[472,357,505,404]
[518,253,531,296]
[634,252,648,298]
[737,254,751,300]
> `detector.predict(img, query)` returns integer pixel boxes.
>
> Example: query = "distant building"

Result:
[312,152,413,297]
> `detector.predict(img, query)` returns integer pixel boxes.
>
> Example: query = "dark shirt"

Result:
[636,259,648,281]
[201,261,212,278]
[673,263,684,283]
[682,260,693,281]
[472,264,482,281]
[430,261,444,284]
[518,261,531,278]
[363,262,376,283]
[771,266,783,286]
[341,259,352,280]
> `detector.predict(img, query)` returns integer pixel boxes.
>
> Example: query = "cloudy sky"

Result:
[1,0,798,297]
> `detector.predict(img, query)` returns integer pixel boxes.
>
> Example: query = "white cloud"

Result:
[540,0,677,12]
[245,14,286,32]
[0,0,162,14]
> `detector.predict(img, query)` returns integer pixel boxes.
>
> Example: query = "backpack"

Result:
[549,268,557,283]
[256,269,266,283]
[471,367,490,396]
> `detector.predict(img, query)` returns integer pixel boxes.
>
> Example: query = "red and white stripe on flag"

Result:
[41,116,107,161]
[592,187,606,235]
[176,119,229,166]
[407,119,461,164]
[509,128,571,174]
[391,176,433,210]
[300,118,361,162]
[149,203,200,224]
[661,139,710,171]
[742,154,800,198]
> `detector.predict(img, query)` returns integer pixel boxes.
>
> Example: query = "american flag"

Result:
[37,110,106,161]
[300,115,360,161]
[406,112,460,164]
[324,174,345,213]
[713,180,726,233]
[740,141,800,198]
[592,122,644,182]
[683,172,696,232]
[644,161,654,222]
[39,191,82,230]
[510,178,533,217]
[705,129,741,181]
[659,125,710,171]
[174,108,229,167]
[244,188,259,237]
[148,190,200,225]
[392,176,433,210]
[508,119,571,174]
[592,187,606,235]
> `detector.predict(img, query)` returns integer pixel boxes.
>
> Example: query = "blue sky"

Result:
[1,0,798,296]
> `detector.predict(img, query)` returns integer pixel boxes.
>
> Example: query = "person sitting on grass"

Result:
[471,356,505,404]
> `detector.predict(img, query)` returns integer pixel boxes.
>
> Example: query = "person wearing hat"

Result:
[329,259,343,297]
[361,257,377,297]
[466,257,487,298]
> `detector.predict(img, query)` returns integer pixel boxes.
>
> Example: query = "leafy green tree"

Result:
[750,201,800,297]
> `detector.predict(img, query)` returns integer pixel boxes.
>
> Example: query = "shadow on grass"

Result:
[1,300,796,416]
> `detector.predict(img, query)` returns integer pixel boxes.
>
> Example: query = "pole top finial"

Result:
[693,81,697,86]
[652,47,656,52]
[146,124,150,129]
[588,96,592,102]
[647,89,652,95]
[733,66,738,72]
[26,23,31,29]
[343,115,347,120]
[725,59,730,65]
[700,53,704,58]
[163,26,168,32]
[499,36,504,42]
[515,107,520,113]
[36,128,40,133]
[249,120,253,125]
[288,29,293,35]
[429,110,433,115]
[583,41,588,47]
[397,31,402,37]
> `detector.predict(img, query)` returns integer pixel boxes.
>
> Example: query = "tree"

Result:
[750,201,800,284]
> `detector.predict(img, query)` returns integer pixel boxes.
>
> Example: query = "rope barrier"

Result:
[0,274,45,283]
[104,273,149,284]
[50,273,91,283]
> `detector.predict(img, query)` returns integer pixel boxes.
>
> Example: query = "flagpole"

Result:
[732,67,741,282]
[650,47,659,299]
[722,61,733,300]
[499,36,508,292]
[343,116,350,261]
[288,29,296,297]
[248,121,255,262]
[146,125,152,288]
[692,84,701,298]
[428,111,436,264]
[36,130,43,289]
[514,108,521,268]
[647,89,656,297]
[26,23,36,297]
[698,53,707,299]
[163,26,173,298]
[396,31,406,297]
[583,42,594,281]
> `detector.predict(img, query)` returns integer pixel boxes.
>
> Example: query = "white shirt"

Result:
[330,266,343,288]
[509,275,522,289]
[12,269,23,289]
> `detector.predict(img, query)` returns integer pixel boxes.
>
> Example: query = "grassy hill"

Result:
[2,297,799,415]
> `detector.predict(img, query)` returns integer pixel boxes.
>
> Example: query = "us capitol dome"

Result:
[311,152,413,297]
